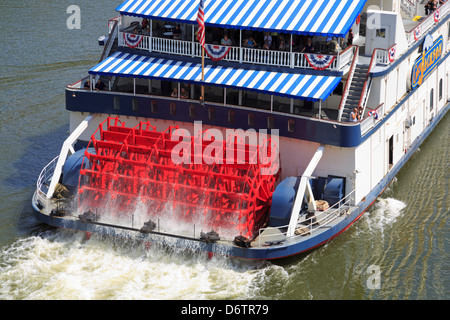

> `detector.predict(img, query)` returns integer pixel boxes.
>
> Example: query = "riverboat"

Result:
[32,0,449,260]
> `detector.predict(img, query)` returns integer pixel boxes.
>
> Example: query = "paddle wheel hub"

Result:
[77,118,280,240]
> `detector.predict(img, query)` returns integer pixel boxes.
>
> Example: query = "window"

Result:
[170,102,176,115]
[288,119,296,133]
[189,104,196,118]
[114,97,120,110]
[376,28,386,38]
[151,100,158,114]
[439,79,443,101]
[228,110,235,123]
[248,113,255,127]
[267,116,275,129]
[132,98,139,112]
[208,107,215,121]
[430,89,434,111]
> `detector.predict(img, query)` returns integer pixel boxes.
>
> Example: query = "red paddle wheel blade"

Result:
[77,117,280,239]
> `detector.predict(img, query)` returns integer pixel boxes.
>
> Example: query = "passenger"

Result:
[263,32,272,49]
[302,38,315,53]
[350,108,359,122]
[141,18,149,30]
[244,36,257,48]
[171,88,178,98]
[277,35,286,51]
[347,29,354,47]
[95,80,105,91]
[84,79,90,89]
[180,88,189,99]
[173,25,182,40]
[221,34,232,46]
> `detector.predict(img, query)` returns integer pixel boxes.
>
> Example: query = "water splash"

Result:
[364,198,406,233]
[0,229,273,300]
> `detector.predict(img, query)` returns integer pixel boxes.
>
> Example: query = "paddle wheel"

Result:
[77,117,280,239]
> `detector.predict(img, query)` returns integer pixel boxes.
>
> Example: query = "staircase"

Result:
[341,64,370,121]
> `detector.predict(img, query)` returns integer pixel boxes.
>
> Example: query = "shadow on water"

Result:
[4,123,68,190]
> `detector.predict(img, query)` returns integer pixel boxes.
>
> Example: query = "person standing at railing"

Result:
[173,25,181,40]
[347,29,354,47]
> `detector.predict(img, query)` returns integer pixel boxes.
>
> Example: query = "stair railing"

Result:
[337,46,359,122]
[357,47,380,120]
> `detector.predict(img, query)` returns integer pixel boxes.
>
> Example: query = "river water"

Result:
[0,1,448,300]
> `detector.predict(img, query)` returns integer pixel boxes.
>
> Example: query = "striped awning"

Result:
[89,52,340,101]
[116,0,366,37]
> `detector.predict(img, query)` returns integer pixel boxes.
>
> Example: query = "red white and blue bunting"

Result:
[305,54,336,70]
[368,109,379,119]
[413,26,421,41]
[204,44,231,61]
[388,45,396,63]
[434,9,440,23]
[123,33,144,48]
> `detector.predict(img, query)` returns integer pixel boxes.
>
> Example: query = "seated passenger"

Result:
[95,80,105,91]
[84,79,90,89]
[180,88,189,99]
[171,88,178,98]
[221,34,232,46]
[302,38,315,53]
[244,36,257,48]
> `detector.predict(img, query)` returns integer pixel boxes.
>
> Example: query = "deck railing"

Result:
[119,32,353,72]
[35,156,59,213]
[406,1,449,46]
[256,190,356,247]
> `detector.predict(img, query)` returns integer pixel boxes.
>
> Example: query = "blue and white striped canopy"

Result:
[89,52,341,101]
[116,0,366,37]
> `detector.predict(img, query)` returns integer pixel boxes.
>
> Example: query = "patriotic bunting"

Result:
[368,109,379,119]
[305,54,336,71]
[123,33,143,48]
[434,9,440,23]
[204,44,231,61]
[413,26,421,41]
[388,45,396,63]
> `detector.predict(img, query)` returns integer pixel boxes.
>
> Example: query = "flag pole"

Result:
[201,46,205,104]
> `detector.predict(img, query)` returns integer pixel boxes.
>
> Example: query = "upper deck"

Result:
[66,0,449,147]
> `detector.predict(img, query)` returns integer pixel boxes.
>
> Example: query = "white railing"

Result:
[406,2,450,46]
[119,32,352,71]
[35,156,59,213]
[361,103,385,135]
[257,190,356,247]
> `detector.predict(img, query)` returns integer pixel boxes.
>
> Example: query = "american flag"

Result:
[197,0,205,48]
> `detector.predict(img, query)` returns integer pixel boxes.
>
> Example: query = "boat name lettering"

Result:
[411,36,443,90]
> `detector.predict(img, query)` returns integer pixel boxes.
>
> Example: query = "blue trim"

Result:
[66,89,362,148]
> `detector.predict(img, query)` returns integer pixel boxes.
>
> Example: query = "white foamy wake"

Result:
[0,230,271,300]
[364,198,406,233]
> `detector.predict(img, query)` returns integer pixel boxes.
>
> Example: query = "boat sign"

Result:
[411,36,443,90]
